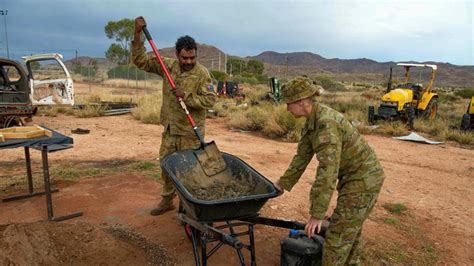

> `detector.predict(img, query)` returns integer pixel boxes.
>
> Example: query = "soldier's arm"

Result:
[277,133,314,191]
[309,120,342,220]
[131,40,174,77]
[184,70,217,110]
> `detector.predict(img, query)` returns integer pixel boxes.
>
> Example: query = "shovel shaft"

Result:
[142,26,205,146]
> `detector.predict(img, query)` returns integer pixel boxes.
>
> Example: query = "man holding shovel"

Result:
[132,16,217,216]
[276,76,385,265]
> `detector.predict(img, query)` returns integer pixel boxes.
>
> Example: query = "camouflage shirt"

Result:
[278,101,385,220]
[132,41,216,136]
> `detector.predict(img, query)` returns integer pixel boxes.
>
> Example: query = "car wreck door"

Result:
[24,54,74,106]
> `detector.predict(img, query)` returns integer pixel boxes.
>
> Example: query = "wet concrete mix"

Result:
[176,165,266,201]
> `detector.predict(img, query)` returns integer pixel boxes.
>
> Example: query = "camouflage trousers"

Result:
[322,192,379,265]
[159,127,201,200]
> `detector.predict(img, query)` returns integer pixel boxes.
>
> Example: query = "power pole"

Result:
[0,10,9,59]
[224,53,227,75]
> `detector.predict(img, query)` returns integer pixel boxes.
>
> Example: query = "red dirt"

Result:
[0,112,473,265]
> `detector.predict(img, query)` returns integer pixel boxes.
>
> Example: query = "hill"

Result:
[250,51,474,87]
[65,46,473,87]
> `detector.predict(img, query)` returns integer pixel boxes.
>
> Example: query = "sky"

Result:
[1,0,473,65]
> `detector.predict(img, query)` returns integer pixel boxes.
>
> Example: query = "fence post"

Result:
[127,64,130,88]
[88,67,91,93]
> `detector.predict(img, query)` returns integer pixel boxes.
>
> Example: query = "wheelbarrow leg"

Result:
[201,235,207,266]
[190,227,201,266]
[236,248,246,265]
[249,224,256,266]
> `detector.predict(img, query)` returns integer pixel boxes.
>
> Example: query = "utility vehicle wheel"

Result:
[423,98,438,120]
[368,106,375,125]
[460,113,471,131]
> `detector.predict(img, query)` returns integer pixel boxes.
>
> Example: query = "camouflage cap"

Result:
[281,76,324,104]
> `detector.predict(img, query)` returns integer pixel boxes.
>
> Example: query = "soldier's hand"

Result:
[305,216,323,236]
[173,87,185,98]
[135,16,147,34]
[324,208,333,220]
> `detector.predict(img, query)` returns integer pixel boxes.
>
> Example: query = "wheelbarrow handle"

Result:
[142,25,205,146]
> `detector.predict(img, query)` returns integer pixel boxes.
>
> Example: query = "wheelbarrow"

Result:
[161,150,328,266]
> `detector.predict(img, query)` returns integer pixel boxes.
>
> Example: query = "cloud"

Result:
[1,0,472,65]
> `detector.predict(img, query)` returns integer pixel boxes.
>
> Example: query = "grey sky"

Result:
[1,0,473,65]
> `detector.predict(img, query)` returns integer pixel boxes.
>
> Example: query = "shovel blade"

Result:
[194,141,227,176]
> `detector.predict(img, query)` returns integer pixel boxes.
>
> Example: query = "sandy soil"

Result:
[0,112,473,265]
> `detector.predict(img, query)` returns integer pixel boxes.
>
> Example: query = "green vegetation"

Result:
[0,159,160,193]
[104,18,134,64]
[210,70,228,82]
[136,161,155,171]
[382,203,408,215]
[454,87,474,99]
[382,217,399,224]
[363,204,440,265]
[206,76,473,146]
[313,74,347,91]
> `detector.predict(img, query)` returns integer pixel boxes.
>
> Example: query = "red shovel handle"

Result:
[142,26,205,145]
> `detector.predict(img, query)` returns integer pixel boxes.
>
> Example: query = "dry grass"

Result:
[217,83,473,146]
[131,92,163,124]
[102,78,162,90]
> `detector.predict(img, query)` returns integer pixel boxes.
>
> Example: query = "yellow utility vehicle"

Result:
[460,96,474,131]
[368,63,439,129]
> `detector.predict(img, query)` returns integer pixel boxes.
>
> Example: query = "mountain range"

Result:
[66,44,473,87]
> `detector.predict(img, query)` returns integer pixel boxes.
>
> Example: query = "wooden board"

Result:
[0,125,53,142]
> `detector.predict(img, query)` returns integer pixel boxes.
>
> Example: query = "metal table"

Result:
[0,127,83,221]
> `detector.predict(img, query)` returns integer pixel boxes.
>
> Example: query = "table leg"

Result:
[40,144,82,221]
[2,146,58,202]
[25,147,33,194]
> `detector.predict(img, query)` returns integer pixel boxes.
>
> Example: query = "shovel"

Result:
[142,26,227,176]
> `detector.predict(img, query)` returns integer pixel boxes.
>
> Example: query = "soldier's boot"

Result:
[150,197,175,216]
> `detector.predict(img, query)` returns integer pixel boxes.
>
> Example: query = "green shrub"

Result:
[454,88,474,99]
[107,64,151,80]
[314,75,347,91]
[438,91,459,102]
[383,203,408,215]
[210,70,227,82]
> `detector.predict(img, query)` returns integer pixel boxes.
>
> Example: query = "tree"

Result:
[246,59,264,75]
[29,61,40,70]
[226,58,246,76]
[105,44,128,64]
[104,18,134,64]
[89,58,99,73]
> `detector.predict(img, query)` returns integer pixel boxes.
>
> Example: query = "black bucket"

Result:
[161,150,280,222]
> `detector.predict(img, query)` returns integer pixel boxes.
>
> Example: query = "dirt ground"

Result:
[1,109,473,264]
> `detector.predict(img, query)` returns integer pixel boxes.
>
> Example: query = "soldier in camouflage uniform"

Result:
[133,17,217,216]
[276,76,385,265]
